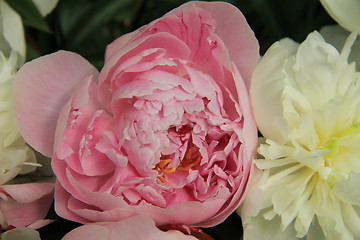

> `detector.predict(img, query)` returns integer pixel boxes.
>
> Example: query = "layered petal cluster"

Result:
[0,183,54,230]
[14,1,259,227]
[240,31,360,240]
[0,51,38,185]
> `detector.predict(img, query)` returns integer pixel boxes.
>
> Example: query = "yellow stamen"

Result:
[158,176,168,183]
[155,147,202,182]
[177,156,201,172]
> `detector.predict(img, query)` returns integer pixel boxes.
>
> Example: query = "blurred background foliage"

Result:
[6,0,335,69]
[4,0,335,239]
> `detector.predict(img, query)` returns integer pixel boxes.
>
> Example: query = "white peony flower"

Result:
[0,51,39,185]
[239,31,360,240]
[320,0,360,33]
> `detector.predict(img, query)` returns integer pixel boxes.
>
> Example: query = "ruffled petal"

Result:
[189,1,259,89]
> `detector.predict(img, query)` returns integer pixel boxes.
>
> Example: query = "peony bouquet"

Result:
[1,0,360,239]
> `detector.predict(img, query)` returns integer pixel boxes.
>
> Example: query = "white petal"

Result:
[320,0,360,32]
[0,227,41,240]
[333,172,360,205]
[320,25,360,71]
[242,211,298,240]
[250,42,290,143]
[0,0,25,64]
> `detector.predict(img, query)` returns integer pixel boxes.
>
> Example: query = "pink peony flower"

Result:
[14,1,259,227]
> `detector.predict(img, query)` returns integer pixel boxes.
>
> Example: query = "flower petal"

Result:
[0,183,54,228]
[242,213,298,240]
[0,227,41,240]
[14,51,99,157]
[320,25,360,71]
[320,0,360,32]
[190,1,259,89]
[62,215,198,240]
[250,41,291,143]
[0,0,25,64]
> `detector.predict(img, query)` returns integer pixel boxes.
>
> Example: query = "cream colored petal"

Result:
[320,0,360,33]
[0,227,41,240]
[341,203,360,237]
[0,0,25,65]
[32,0,58,17]
[333,172,360,205]
[305,217,326,240]
[320,25,360,71]
[250,42,290,143]
[237,168,271,218]
[242,211,299,240]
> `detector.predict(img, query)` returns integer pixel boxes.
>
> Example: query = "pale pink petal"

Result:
[56,169,230,226]
[231,63,258,161]
[14,50,99,157]
[157,1,259,89]
[99,32,191,99]
[27,219,54,229]
[54,181,90,223]
[0,183,54,228]
[104,27,144,62]
[190,1,259,89]
[62,224,109,240]
[1,183,54,203]
[62,215,197,240]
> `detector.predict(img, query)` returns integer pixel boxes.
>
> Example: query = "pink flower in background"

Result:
[14,1,259,227]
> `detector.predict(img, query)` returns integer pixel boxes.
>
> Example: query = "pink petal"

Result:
[62,215,197,240]
[104,27,145,62]
[231,63,258,161]
[14,50,99,157]
[0,183,54,228]
[54,181,90,223]
[62,224,109,240]
[27,219,54,229]
[1,183,54,203]
[56,168,230,226]
[189,1,259,89]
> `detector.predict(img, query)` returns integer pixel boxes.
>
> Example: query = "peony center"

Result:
[155,147,201,183]
[320,120,360,188]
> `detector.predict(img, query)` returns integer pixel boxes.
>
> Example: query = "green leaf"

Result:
[26,43,41,61]
[57,0,92,38]
[4,0,51,33]
[64,0,135,50]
